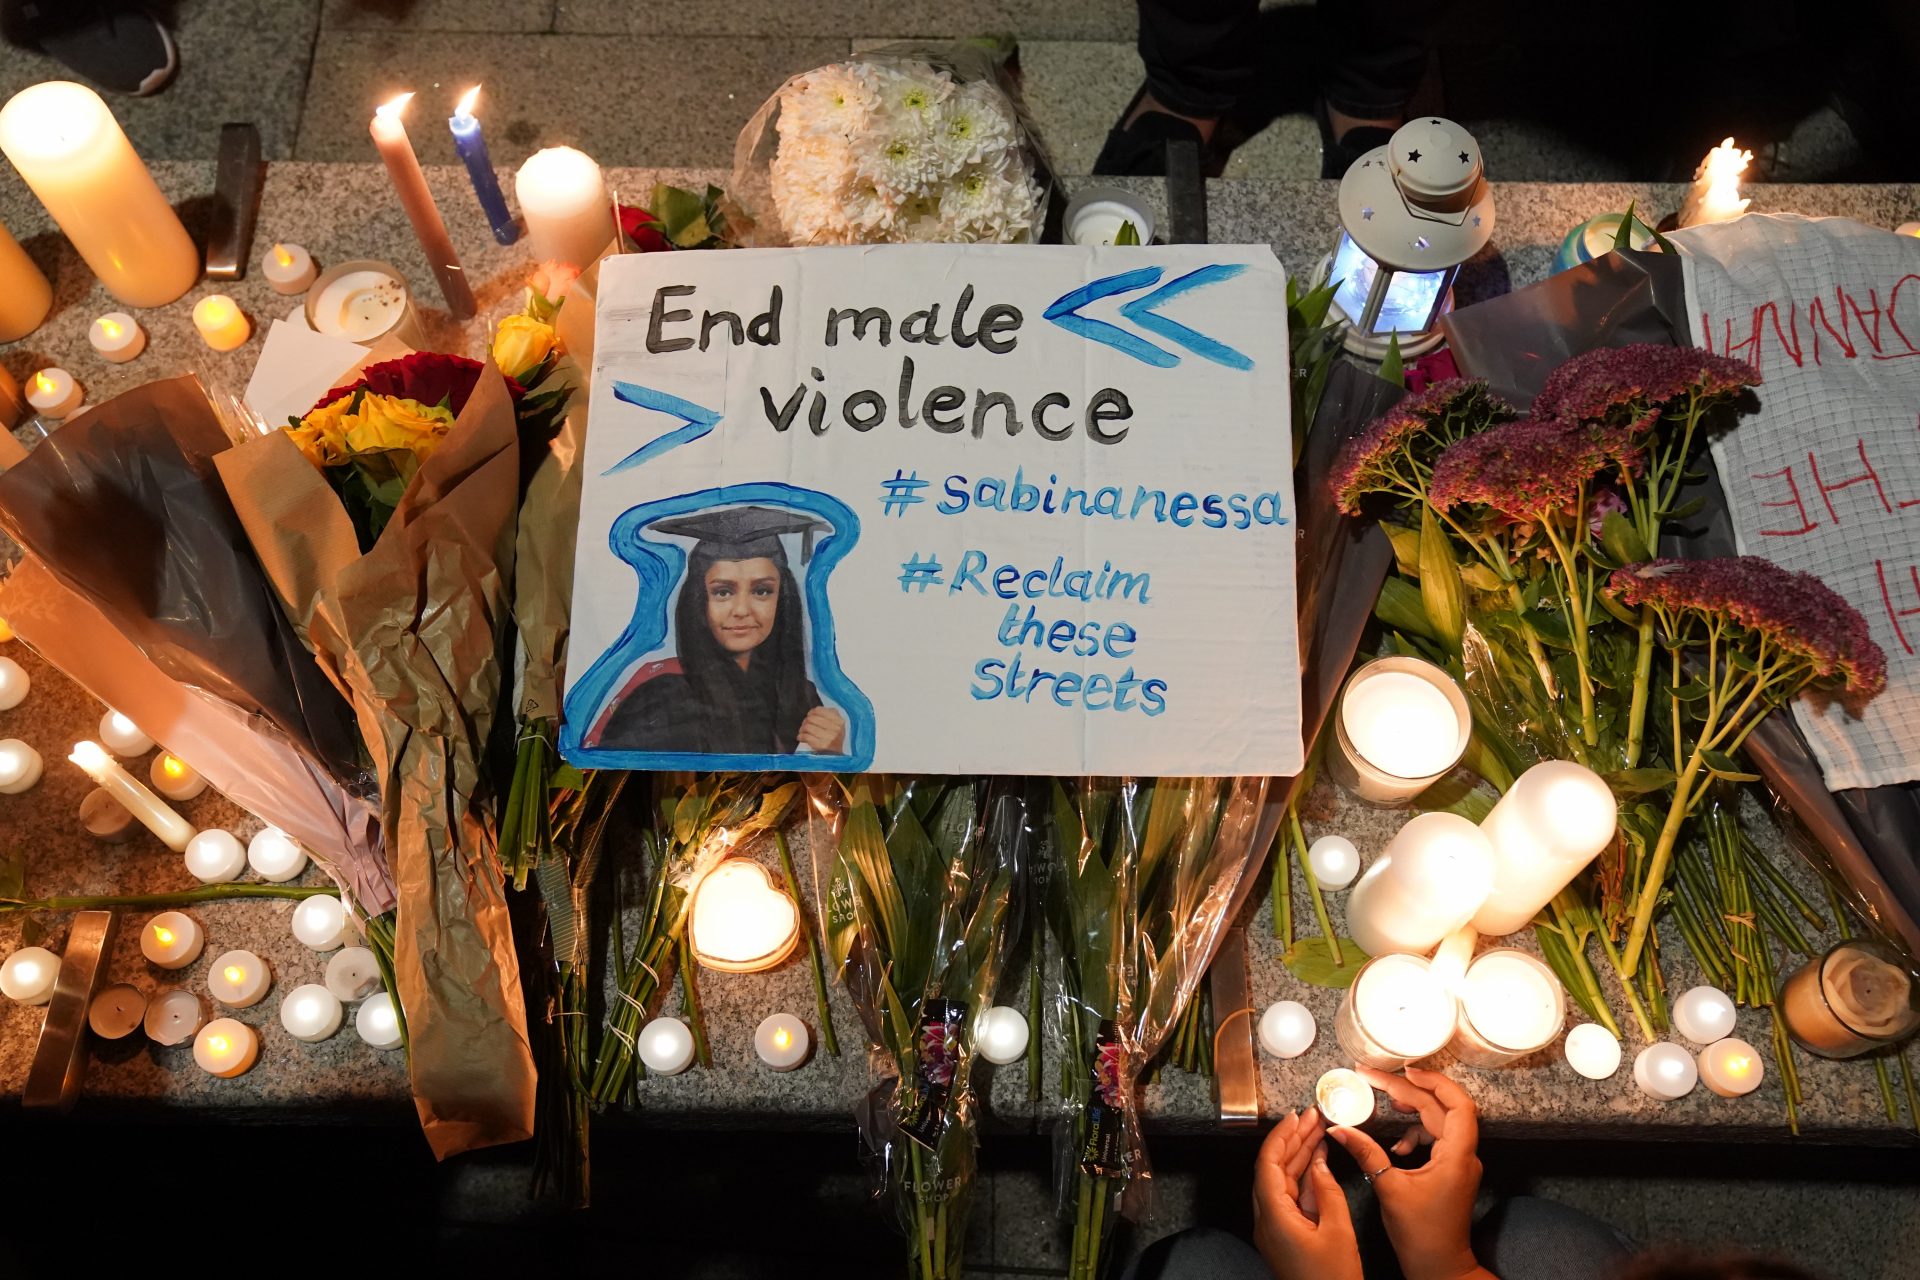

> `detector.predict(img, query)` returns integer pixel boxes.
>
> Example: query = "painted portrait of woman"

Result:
[589,504,847,755]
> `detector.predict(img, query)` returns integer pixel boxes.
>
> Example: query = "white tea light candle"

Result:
[1671,985,1737,1046]
[143,988,204,1045]
[1336,953,1458,1070]
[1062,186,1155,247]
[0,945,58,1004]
[0,655,25,709]
[688,858,799,972]
[636,1017,696,1076]
[183,829,247,884]
[1257,1000,1317,1059]
[193,1017,259,1077]
[87,312,145,362]
[1344,812,1494,957]
[88,983,145,1039]
[279,984,343,1043]
[192,294,251,351]
[140,911,204,969]
[1563,1023,1622,1080]
[1315,1067,1376,1126]
[80,787,135,842]
[207,949,270,1008]
[1698,1036,1764,1098]
[1332,657,1470,803]
[291,894,350,951]
[0,738,42,794]
[755,1012,811,1071]
[975,1005,1031,1066]
[515,145,615,270]
[325,946,383,1002]
[247,827,307,882]
[1471,761,1617,936]
[25,368,80,419]
[1632,1043,1698,1101]
[98,710,152,756]
[1450,948,1565,1068]
[261,242,316,294]
[149,752,207,802]
[356,992,403,1049]
[69,740,194,850]
[1306,836,1361,890]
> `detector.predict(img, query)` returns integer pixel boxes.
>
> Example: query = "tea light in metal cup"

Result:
[279,984,344,1043]
[1671,985,1737,1046]
[1258,1000,1317,1059]
[0,738,42,794]
[261,242,317,294]
[1063,186,1156,247]
[292,894,351,951]
[141,911,204,969]
[975,1005,1031,1066]
[356,992,403,1049]
[1563,1023,1622,1080]
[1697,1037,1764,1098]
[1315,1067,1376,1126]
[98,709,152,756]
[636,1017,696,1076]
[1334,953,1457,1070]
[755,1013,811,1071]
[1449,949,1565,1068]
[149,752,207,802]
[1306,835,1361,890]
[325,946,383,1002]
[1632,1043,1698,1100]
[143,988,204,1045]
[1329,657,1470,805]
[88,983,146,1039]
[207,949,271,1008]
[80,787,135,842]
[25,368,81,419]
[183,829,247,884]
[1,945,58,1004]
[87,312,145,362]
[247,827,307,882]
[0,654,28,709]
[305,259,427,346]
[193,1017,258,1077]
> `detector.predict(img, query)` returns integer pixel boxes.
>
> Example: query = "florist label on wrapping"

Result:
[562,245,1302,775]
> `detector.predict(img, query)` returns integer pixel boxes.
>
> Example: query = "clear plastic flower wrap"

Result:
[732,43,1054,247]
[809,775,1036,1280]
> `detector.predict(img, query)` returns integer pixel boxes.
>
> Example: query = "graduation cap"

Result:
[649,504,831,563]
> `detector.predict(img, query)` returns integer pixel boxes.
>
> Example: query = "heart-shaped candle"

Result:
[688,858,801,973]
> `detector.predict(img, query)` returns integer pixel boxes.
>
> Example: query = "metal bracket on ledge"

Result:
[1165,139,1208,245]
[1210,926,1260,1125]
[24,910,117,1111]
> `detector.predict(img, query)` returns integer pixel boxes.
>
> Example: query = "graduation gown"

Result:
[597,655,821,755]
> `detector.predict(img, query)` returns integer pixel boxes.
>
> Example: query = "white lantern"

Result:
[1323,117,1494,359]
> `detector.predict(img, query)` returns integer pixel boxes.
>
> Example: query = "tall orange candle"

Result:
[0,220,50,340]
[369,93,474,320]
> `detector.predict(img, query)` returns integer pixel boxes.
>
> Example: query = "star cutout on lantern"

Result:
[1361,207,1374,220]
[1472,215,1483,227]
[1408,149,1423,162]
[1459,150,1470,163]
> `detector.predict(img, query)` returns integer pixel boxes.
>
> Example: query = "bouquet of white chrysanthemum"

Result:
[735,46,1049,246]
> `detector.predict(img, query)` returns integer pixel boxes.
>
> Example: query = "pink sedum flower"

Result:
[1532,343,1759,427]
[1330,379,1517,515]
[1429,417,1644,519]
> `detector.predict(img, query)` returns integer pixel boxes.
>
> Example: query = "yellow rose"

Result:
[341,394,455,459]
[493,314,557,381]
[287,393,357,467]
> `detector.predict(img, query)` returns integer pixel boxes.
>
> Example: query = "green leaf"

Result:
[1461,729,1517,793]
[1375,574,1439,642]
[549,763,587,792]
[1701,749,1761,782]
[1609,767,1677,796]
[1379,333,1406,387]
[1459,561,1504,592]
[1418,503,1465,656]
[1284,939,1371,988]
[0,856,22,901]
[1600,512,1651,567]
[19,916,43,948]
[1598,590,1641,628]
[1614,200,1639,253]
[1115,220,1141,246]
[1383,522,1422,579]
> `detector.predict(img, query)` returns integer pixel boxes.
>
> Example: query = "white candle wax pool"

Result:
[0,654,26,709]
[0,738,42,794]
[1315,1067,1376,1126]
[325,946,383,1002]
[1671,985,1737,1046]
[307,264,413,342]
[755,1013,811,1071]
[140,911,204,969]
[356,992,403,1049]
[87,312,145,362]
[636,1017,696,1076]
[1564,1023,1622,1080]
[1344,671,1460,778]
[98,710,153,756]
[1306,835,1361,890]
[247,827,307,882]
[1,945,58,1004]
[207,949,271,1008]
[261,242,316,294]
[149,752,208,802]
[1632,1043,1698,1100]
[1344,812,1494,957]
[1471,761,1617,937]
[193,1017,259,1077]
[69,740,194,850]
[80,787,135,842]
[292,894,350,951]
[183,830,247,884]
[279,984,344,1043]
[515,145,615,269]
[1451,949,1565,1067]
[25,368,80,419]
[1258,1000,1317,1059]
[1698,1036,1764,1098]
[975,1005,1031,1066]
[192,293,251,351]
[143,988,204,1045]
[88,983,146,1039]
[1335,953,1458,1070]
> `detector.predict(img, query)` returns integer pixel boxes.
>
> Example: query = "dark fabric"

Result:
[1119,1226,1272,1280]
[1473,1196,1636,1280]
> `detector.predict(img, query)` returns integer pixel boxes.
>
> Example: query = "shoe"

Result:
[23,6,178,97]
[1314,98,1396,180]
[1094,85,1211,177]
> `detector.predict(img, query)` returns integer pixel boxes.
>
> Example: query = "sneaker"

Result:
[23,7,178,97]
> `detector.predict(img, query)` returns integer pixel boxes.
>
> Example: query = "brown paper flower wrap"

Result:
[216,361,534,1159]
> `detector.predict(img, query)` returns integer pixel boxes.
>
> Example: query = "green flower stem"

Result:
[1505,579,1560,699]
[774,829,838,1057]
[1624,604,1657,768]
[1292,808,1341,965]
[1543,900,1621,1039]
[1270,824,1292,945]
[677,929,710,1069]
[909,1143,937,1280]
[0,884,335,912]
[1541,514,1599,748]
[1903,1049,1920,1136]
[1594,918,1657,1043]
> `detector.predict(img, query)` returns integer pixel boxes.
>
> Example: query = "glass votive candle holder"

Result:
[1327,656,1471,806]
[1448,948,1565,1068]
[1335,953,1458,1070]
[1780,937,1920,1059]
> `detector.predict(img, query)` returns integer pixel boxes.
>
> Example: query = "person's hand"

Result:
[1328,1066,1489,1280]
[1252,1108,1363,1280]
[796,707,847,753]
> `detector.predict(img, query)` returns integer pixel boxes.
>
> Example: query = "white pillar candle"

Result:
[1315,1067,1376,1126]
[207,949,271,1008]
[1563,1023,1622,1080]
[140,911,204,969]
[636,1016,696,1076]
[247,827,307,882]
[193,1017,259,1077]
[1344,812,1493,957]
[0,218,50,341]
[98,710,153,756]
[1697,1036,1764,1098]
[25,368,81,419]
[355,992,403,1049]
[291,894,351,951]
[149,752,208,802]
[1450,949,1565,1068]
[192,294,251,351]
[1306,836,1361,890]
[69,741,194,850]
[1471,761,1617,936]
[514,146,615,270]
[183,830,247,884]
[261,242,316,294]
[88,983,146,1039]
[279,984,343,1043]
[0,81,199,307]
[0,945,58,1004]
[87,312,145,362]
[1332,658,1471,803]
[143,988,204,1045]
[1671,985,1737,1046]
[325,946,383,1002]
[1258,1000,1317,1059]
[0,654,29,709]
[754,1012,811,1071]
[688,858,799,972]
[1335,953,1458,1070]
[0,738,43,794]
[1632,1042,1698,1100]
[80,787,135,842]
[975,1005,1031,1066]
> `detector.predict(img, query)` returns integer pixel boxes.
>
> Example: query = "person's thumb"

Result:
[1328,1123,1393,1184]
[1305,1149,1356,1241]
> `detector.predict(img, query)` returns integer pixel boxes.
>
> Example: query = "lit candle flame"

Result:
[773,1028,792,1050]
[223,965,244,984]
[1679,136,1752,228]
[69,741,109,771]
[455,85,480,118]
[273,244,293,267]
[33,372,54,394]
[162,755,186,778]
[377,92,414,120]
[153,926,175,946]
[98,318,120,339]
[1727,1054,1751,1073]
[208,1035,230,1054]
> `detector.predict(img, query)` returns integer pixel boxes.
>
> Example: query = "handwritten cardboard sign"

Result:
[1680,214,1920,789]
[560,245,1301,775]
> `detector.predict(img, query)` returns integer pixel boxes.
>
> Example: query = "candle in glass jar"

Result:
[99,710,153,756]
[0,81,198,307]
[1449,949,1565,1067]
[326,946,383,1002]
[1258,1000,1317,1059]
[369,93,475,319]
[292,894,350,951]
[1697,1037,1763,1097]
[69,741,194,850]
[193,1017,259,1077]
[140,911,204,969]
[305,260,424,344]
[1471,761,1617,936]
[143,988,204,1045]
[1563,1023,1622,1080]
[87,312,145,362]
[0,738,43,794]
[247,827,307,882]
[279,984,343,1043]
[1332,657,1471,803]
[80,787,135,842]
[26,368,81,419]
[0,219,51,341]
[1781,939,1920,1058]
[636,1017,696,1076]
[0,945,58,1004]
[88,983,146,1039]
[149,752,207,802]
[183,829,247,884]
[1315,1067,1376,1126]
[0,655,25,709]
[192,294,251,351]
[975,1006,1031,1066]
[356,992,403,1049]
[1344,812,1493,957]
[208,950,271,1008]
[1335,954,1458,1070]
[261,242,316,294]
[1671,985,1737,1046]
[754,1013,811,1071]
[515,146,615,270]
[1633,1043,1697,1100]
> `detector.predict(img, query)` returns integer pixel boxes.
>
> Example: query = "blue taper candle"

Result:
[448,86,520,245]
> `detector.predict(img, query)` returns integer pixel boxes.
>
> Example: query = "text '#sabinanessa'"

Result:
[936,467,1287,529]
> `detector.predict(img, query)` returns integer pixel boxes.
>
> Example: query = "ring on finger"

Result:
[1361,1164,1393,1185]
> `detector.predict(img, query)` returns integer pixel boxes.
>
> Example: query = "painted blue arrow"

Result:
[1118,263,1253,370]
[603,381,722,475]
[1043,266,1176,368]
